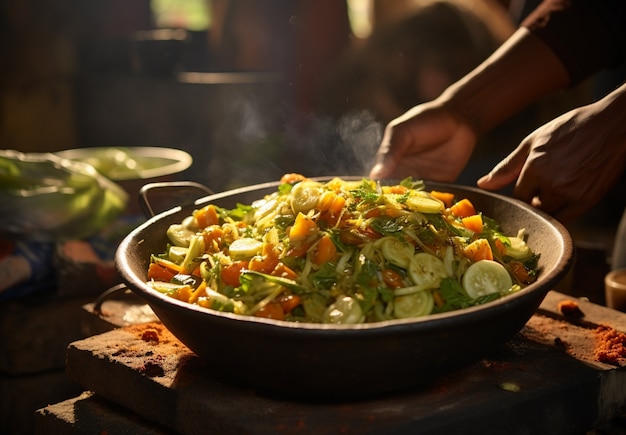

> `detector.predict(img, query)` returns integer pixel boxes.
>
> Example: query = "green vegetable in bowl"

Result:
[146,174,541,324]
[56,147,193,181]
[75,148,151,180]
[0,149,128,241]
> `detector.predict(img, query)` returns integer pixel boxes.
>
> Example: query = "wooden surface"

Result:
[38,291,626,434]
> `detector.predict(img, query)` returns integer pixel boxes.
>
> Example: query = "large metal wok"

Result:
[115,178,574,398]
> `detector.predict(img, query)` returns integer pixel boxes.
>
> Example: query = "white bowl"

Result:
[56,147,192,181]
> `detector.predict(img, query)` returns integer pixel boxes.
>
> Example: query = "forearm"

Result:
[436,0,626,137]
[437,27,569,136]
[522,0,626,85]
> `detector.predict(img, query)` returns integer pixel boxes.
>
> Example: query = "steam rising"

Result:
[287,110,382,179]
[201,84,383,192]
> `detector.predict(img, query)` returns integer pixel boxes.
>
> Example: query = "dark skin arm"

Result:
[478,82,626,222]
[369,27,626,222]
[369,28,569,183]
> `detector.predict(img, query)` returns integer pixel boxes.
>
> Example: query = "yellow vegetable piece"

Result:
[408,252,447,289]
[405,192,444,214]
[394,290,434,318]
[290,181,322,214]
[229,237,263,260]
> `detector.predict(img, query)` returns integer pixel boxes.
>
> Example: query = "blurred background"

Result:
[1,0,624,432]
[2,0,590,190]
[2,0,622,250]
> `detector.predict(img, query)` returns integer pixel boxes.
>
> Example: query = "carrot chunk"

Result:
[249,243,280,273]
[148,262,177,282]
[289,213,318,242]
[461,214,483,233]
[312,234,338,264]
[272,262,298,279]
[430,191,455,208]
[385,185,408,194]
[278,294,302,313]
[464,238,493,262]
[194,204,219,228]
[220,260,249,287]
[494,239,507,257]
[254,301,285,320]
[280,173,307,184]
[450,198,476,218]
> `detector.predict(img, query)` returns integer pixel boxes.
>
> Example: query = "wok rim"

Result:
[116,177,574,335]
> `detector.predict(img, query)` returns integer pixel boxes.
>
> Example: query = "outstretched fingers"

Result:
[477,142,530,192]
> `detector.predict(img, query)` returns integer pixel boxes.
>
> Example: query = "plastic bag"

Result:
[0,149,128,242]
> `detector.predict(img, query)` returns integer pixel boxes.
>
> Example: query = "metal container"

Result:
[116,179,573,398]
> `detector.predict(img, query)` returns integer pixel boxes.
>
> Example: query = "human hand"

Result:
[369,101,477,182]
[477,88,626,222]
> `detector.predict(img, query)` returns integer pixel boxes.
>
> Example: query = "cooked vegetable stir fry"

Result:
[147,174,539,323]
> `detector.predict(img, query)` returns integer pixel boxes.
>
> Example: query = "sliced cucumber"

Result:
[323,296,365,324]
[381,193,407,211]
[462,260,512,298]
[166,223,195,247]
[229,237,263,260]
[394,290,434,318]
[376,236,414,269]
[505,236,531,259]
[168,245,189,263]
[290,181,322,214]
[182,215,199,231]
[394,284,432,296]
[443,245,455,277]
[405,192,444,214]
[408,252,447,289]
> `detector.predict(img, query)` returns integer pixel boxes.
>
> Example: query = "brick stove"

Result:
[35,291,626,434]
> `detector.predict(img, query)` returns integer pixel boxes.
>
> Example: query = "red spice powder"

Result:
[594,324,626,365]
[557,300,584,319]
[126,323,164,344]
[141,329,160,343]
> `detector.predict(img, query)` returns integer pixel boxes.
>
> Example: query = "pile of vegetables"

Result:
[147,174,539,324]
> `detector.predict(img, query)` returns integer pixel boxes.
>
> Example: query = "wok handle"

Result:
[93,283,131,315]
[138,181,214,218]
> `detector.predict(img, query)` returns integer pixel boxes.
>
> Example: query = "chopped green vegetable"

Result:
[146,175,538,323]
[0,149,127,241]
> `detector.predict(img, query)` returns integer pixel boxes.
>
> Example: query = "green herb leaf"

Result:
[434,277,502,313]
[399,177,425,191]
[350,179,380,203]
[310,262,339,290]
[226,203,253,221]
[369,216,404,235]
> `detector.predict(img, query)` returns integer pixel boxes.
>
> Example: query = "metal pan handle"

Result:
[138,181,214,218]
